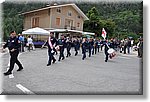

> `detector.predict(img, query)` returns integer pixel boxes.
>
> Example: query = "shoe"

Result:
[58,59,60,61]
[4,71,12,76]
[17,68,23,71]
[47,63,51,66]
[66,55,68,57]
[105,60,107,62]
[75,52,78,56]
[52,59,56,64]
[62,57,65,60]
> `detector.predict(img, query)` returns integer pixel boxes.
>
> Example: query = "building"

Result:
[22,3,89,39]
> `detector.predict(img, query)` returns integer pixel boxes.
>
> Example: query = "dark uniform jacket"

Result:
[81,42,87,53]
[104,42,110,54]
[3,36,20,51]
[46,37,57,51]
[57,39,66,47]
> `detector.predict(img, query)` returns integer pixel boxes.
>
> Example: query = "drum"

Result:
[107,48,115,54]
[55,46,60,51]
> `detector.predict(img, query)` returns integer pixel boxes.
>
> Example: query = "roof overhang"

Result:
[49,28,94,35]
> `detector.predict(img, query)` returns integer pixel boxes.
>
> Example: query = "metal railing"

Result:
[64,25,76,30]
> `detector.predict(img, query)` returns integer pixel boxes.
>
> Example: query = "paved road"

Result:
[1,48,142,95]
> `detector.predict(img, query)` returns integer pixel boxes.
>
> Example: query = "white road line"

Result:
[16,84,35,95]
[9,74,14,78]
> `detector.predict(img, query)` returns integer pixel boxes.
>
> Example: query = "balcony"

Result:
[64,25,76,30]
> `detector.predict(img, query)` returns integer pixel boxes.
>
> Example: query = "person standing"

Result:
[19,34,25,52]
[137,38,143,58]
[57,35,66,61]
[127,38,131,54]
[139,38,143,58]
[27,35,33,52]
[119,39,124,53]
[123,39,127,54]
[2,31,23,76]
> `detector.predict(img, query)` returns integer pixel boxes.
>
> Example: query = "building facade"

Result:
[22,3,89,38]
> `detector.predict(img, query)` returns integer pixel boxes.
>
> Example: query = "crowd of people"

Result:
[1,31,143,76]
[41,32,143,65]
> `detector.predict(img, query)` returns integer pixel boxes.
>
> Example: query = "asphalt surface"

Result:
[1,48,142,95]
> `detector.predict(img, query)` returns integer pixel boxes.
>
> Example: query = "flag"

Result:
[101,28,107,39]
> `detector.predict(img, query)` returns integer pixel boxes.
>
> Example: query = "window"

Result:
[77,22,80,28]
[32,17,39,28]
[56,18,60,26]
[56,7,61,13]
[77,15,80,19]
[65,19,73,27]
[68,11,72,16]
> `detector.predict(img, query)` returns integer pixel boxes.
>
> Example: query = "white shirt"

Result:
[27,38,33,44]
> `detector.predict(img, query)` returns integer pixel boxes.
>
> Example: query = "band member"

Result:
[97,39,101,52]
[88,38,92,57]
[94,39,98,54]
[91,38,94,55]
[81,38,87,60]
[104,40,110,62]
[57,35,66,61]
[66,37,72,57]
[45,32,57,66]
[2,31,23,75]
[73,38,79,56]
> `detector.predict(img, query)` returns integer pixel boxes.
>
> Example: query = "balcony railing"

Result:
[64,25,76,30]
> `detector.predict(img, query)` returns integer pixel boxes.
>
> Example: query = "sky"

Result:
[0,0,5,3]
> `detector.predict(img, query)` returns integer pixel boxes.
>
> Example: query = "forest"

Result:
[2,1,143,40]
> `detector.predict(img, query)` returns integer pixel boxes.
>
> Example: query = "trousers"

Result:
[8,50,23,72]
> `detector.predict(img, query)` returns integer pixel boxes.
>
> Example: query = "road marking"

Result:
[16,84,35,95]
[9,74,14,78]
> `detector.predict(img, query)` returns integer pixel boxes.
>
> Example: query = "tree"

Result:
[84,6,116,38]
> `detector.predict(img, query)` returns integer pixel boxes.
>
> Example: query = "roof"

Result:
[22,3,89,20]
